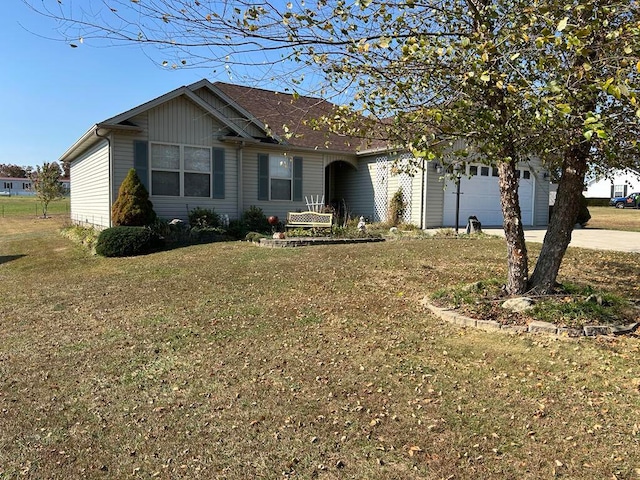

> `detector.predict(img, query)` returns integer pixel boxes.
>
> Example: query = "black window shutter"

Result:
[213,148,225,199]
[133,140,149,192]
[293,156,303,202]
[258,154,269,201]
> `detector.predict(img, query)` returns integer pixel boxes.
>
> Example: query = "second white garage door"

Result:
[442,165,534,227]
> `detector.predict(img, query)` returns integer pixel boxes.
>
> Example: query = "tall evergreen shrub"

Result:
[112,169,156,226]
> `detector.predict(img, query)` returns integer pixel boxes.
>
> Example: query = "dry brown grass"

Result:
[1,216,639,479]
[587,206,640,232]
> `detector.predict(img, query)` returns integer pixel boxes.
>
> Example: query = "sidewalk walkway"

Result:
[480,227,640,254]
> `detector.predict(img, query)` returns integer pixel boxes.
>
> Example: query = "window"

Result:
[492,167,499,177]
[184,146,211,197]
[516,170,521,178]
[613,185,625,197]
[258,154,303,201]
[22,182,31,190]
[469,165,478,176]
[149,143,223,198]
[270,155,293,201]
[151,143,180,196]
[522,170,531,180]
[480,166,489,176]
[3,182,12,189]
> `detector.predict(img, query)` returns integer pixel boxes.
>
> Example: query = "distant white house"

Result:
[584,168,640,199]
[0,176,70,197]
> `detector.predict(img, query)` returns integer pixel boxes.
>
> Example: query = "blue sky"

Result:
[0,3,256,169]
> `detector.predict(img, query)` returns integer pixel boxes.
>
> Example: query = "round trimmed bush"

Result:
[96,226,164,257]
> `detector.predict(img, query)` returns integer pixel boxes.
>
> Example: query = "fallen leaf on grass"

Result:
[408,445,423,457]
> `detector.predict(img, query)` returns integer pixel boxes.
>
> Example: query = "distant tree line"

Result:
[0,161,69,179]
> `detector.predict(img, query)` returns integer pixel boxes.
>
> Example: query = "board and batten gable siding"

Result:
[148,96,221,145]
[192,87,264,138]
[70,139,111,228]
[242,148,324,219]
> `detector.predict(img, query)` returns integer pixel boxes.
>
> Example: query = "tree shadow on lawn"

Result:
[0,254,27,265]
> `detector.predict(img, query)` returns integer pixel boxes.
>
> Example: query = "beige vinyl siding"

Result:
[109,100,240,222]
[424,165,445,228]
[532,160,550,226]
[192,87,264,138]
[409,168,425,226]
[70,140,111,228]
[335,156,377,221]
[112,113,149,202]
[242,148,324,219]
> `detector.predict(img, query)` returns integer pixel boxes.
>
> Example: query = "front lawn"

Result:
[0,216,639,479]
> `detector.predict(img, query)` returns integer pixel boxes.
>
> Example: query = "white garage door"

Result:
[443,166,534,227]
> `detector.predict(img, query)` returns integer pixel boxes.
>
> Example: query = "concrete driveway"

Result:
[481,227,640,254]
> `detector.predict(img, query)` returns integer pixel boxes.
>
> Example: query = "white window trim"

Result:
[150,142,213,198]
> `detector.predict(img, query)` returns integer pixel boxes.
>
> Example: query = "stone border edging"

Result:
[421,299,639,337]
[258,237,385,248]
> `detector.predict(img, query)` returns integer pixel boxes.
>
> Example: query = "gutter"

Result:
[218,135,359,157]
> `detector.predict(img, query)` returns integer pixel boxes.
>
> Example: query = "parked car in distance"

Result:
[609,192,639,208]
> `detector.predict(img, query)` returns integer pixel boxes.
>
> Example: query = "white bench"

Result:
[286,211,333,232]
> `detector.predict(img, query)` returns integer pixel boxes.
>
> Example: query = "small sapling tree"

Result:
[30,162,65,218]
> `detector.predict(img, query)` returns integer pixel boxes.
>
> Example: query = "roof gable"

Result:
[212,82,364,153]
[102,86,253,140]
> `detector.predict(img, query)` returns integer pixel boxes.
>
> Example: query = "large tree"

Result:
[25,0,640,293]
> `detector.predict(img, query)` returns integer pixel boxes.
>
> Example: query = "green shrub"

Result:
[241,206,271,233]
[112,169,156,226]
[95,226,163,257]
[226,206,272,240]
[188,207,221,228]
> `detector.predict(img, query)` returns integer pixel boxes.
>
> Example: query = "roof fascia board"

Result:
[102,85,190,125]
[58,125,101,163]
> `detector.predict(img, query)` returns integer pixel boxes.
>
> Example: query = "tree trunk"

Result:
[528,143,590,293]
[498,161,529,294]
